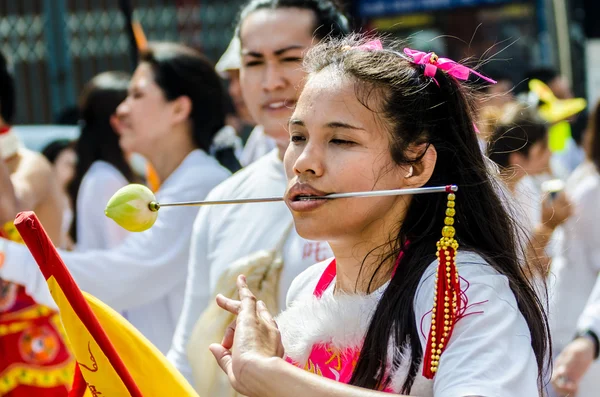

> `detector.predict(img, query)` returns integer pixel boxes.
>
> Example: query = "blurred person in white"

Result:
[167,0,350,384]
[216,35,276,166]
[66,71,136,252]
[487,103,572,278]
[549,100,600,397]
[41,139,77,249]
[0,42,234,353]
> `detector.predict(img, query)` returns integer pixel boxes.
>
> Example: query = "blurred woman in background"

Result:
[67,71,135,251]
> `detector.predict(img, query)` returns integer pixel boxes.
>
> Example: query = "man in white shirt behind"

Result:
[167,0,350,384]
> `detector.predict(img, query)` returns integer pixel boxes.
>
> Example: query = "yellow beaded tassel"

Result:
[423,189,460,378]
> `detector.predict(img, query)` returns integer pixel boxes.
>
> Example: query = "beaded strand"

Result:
[423,190,460,378]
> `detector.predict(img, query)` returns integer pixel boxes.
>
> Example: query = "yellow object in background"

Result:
[548,121,572,152]
[528,79,587,153]
[529,79,587,124]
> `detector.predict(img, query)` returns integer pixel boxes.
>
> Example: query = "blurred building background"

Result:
[0,0,597,125]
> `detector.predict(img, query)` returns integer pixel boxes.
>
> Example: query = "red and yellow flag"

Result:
[14,212,199,397]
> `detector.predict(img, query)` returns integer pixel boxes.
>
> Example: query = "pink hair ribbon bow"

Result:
[403,48,497,86]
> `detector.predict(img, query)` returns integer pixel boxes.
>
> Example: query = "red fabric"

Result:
[14,211,143,397]
[68,364,87,397]
[0,125,10,134]
[313,259,336,299]
[0,287,72,368]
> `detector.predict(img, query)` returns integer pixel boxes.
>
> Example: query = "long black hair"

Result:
[304,35,550,393]
[139,42,241,173]
[68,71,135,243]
[235,0,350,40]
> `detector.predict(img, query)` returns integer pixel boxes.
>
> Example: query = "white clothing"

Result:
[239,125,276,167]
[76,161,130,251]
[578,280,600,337]
[279,251,540,396]
[551,137,585,180]
[548,161,600,396]
[167,149,332,382]
[0,150,230,353]
[514,175,543,230]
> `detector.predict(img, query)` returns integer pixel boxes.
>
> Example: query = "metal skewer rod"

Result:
[148,185,457,211]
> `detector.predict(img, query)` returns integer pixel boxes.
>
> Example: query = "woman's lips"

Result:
[287,195,328,212]
[286,183,330,212]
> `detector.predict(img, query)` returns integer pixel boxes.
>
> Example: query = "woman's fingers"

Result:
[209,343,233,375]
[257,300,278,328]
[216,294,242,314]
[221,319,237,350]
[237,274,258,314]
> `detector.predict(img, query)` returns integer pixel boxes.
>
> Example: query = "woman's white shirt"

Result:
[280,251,540,397]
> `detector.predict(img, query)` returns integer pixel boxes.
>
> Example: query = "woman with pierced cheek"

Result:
[210,36,550,397]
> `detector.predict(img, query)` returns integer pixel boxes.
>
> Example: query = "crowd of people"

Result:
[0,0,599,396]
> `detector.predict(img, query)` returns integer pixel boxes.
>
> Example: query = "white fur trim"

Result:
[0,131,20,160]
[277,287,383,366]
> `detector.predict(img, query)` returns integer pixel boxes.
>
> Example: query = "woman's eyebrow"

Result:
[289,119,366,131]
[325,121,365,131]
[243,45,305,58]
